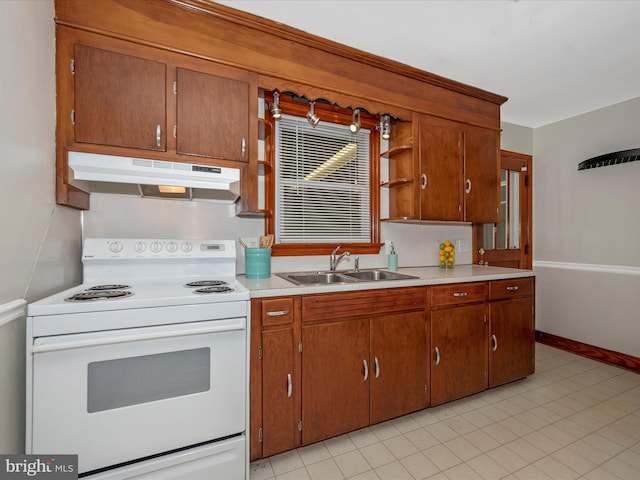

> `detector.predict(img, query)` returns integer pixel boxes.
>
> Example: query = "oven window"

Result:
[87,348,210,413]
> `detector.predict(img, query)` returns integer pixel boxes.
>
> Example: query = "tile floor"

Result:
[250,343,640,480]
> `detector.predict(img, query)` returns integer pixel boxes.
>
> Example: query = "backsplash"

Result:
[83,193,472,274]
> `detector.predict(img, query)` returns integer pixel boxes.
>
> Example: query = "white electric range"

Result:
[26,238,250,479]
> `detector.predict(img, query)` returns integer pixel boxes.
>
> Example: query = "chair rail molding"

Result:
[533,260,640,276]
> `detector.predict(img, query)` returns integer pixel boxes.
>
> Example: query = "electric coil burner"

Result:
[26,238,249,479]
[194,285,235,294]
[88,284,132,291]
[65,290,133,302]
[184,280,228,288]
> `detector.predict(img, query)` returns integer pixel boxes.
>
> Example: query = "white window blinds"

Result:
[276,114,371,243]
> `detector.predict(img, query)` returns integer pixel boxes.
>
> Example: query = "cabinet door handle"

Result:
[287,373,292,398]
[421,173,428,190]
[241,137,246,158]
[453,292,468,297]
[363,359,369,381]
[156,124,162,148]
[434,347,441,366]
[374,357,380,378]
[465,178,472,194]
[491,335,498,352]
[506,286,519,291]
[266,310,290,317]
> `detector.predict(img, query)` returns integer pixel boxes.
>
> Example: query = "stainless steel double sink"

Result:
[277,269,418,286]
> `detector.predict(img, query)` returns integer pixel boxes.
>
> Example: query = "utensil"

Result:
[240,237,259,248]
[259,234,274,248]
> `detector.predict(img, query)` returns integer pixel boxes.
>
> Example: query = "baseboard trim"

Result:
[535,330,640,374]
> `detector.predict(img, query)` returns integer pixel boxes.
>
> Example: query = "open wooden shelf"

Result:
[379,178,413,188]
[380,145,412,159]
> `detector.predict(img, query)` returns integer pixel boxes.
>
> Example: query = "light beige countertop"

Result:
[238,265,535,298]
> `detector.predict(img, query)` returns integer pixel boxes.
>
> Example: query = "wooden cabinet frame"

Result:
[260,92,383,256]
[251,279,534,460]
[55,26,258,210]
[54,0,506,212]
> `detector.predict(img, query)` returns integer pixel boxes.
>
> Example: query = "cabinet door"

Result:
[464,125,500,223]
[301,319,369,445]
[431,303,487,406]
[489,297,535,387]
[370,312,427,424]
[261,327,296,457]
[74,44,167,151]
[176,68,249,162]
[419,117,464,221]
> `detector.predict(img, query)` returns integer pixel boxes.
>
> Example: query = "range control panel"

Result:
[82,238,235,260]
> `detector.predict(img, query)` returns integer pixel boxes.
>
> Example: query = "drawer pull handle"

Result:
[241,137,247,158]
[156,124,162,148]
[287,373,292,398]
[374,357,380,378]
[421,173,428,190]
[491,334,498,352]
[434,347,441,366]
[266,310,290,317]
[363,360,369,381]
[465,178,472,194]
[506,286,519,291]
[453,292,468,297]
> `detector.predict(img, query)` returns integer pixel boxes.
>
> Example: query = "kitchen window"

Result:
[264,93,382,256]
[276,115,370,243]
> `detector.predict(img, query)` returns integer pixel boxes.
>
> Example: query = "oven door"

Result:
[30,317,246,474]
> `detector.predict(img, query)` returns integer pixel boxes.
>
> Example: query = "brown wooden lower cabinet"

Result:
[488,278,536,387]
[370,312,427,424]
[430,282,488,406]
[251,296,300,461]
[301,288,428,445]
[301,318,370,445]
[261,327,296,457]
[300,310,429,445]
[430,303,488,406]
[251,279,534,460]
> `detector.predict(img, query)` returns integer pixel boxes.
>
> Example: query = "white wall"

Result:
[83,194,473,273]
[0,301,26,454]
[0,0,82,304]
[533,96,640,356]
[0,0,81,454]
[501,122,533,155]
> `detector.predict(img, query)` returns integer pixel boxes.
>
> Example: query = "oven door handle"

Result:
[31,319,245,354]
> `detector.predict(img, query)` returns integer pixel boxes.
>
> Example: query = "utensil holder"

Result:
[245,248,271,279]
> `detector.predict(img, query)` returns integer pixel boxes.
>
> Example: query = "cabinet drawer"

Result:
[489,277,534,301]
[431,282,486,307]
[262,297,294,327]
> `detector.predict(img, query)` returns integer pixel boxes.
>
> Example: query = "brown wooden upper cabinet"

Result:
[176,68,249,162]
[71,43,252,163]
[74,44,167,152]
[464,123,501,223]
[387,115,500,223]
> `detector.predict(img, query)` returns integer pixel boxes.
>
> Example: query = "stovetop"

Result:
[27,276,249,317]
[27,238,250,317]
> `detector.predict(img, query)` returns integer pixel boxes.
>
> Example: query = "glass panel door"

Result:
[474,151,531,269]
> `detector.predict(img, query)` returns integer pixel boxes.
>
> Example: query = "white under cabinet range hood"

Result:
[68,151,241,203]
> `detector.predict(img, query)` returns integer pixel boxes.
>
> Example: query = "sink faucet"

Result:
[329,246,350,271]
